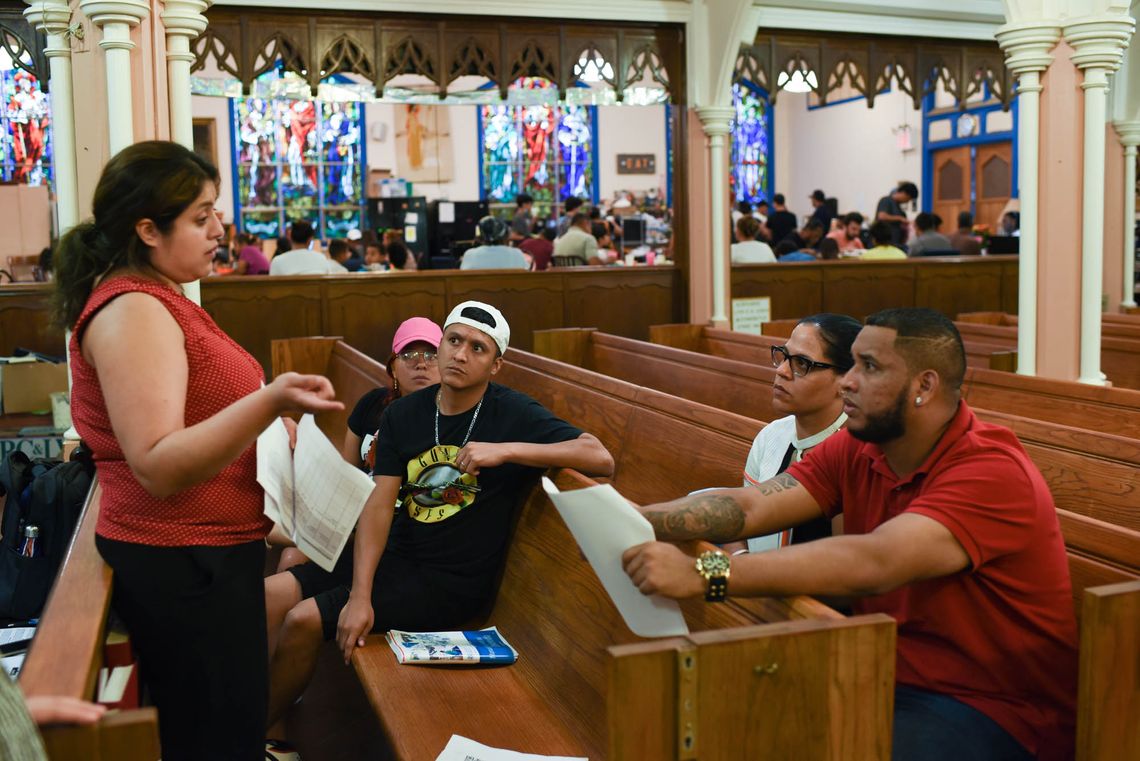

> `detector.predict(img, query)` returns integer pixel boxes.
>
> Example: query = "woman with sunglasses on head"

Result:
[735,313,862,554]
[342,317,443,471]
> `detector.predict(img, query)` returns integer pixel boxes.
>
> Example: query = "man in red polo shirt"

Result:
[622,308,1077,761]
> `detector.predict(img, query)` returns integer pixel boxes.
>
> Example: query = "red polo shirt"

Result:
[788,401,1077,760]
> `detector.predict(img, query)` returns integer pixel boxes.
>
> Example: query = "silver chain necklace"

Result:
[435,390,485,448]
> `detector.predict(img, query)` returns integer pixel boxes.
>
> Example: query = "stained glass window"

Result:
[730,82,769,205]
[232,96,363,239]
[479,78,595,218]
[0,50,51,188]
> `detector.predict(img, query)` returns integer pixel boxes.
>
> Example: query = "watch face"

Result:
[699,551,731,576]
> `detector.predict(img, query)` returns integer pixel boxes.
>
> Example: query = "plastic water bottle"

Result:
[19,525,39,558]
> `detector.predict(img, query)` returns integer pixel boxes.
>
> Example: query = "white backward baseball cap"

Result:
[444,301,510,355]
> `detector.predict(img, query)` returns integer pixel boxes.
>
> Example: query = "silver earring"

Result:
[915,396,922,405]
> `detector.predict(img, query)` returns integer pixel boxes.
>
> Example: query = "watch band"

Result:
[705,576,728,602]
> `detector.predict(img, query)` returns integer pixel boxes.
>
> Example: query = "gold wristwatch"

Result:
[695,550,731,602]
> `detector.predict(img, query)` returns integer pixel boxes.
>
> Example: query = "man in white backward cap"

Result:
[263,302,613,737]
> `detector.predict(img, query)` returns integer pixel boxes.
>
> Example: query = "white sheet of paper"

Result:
[438,202,456,224]
[404,211,419,224]
[435,735,586,761]
[542,477,688,638]
[257,415,376,572]
[0,627,35,646]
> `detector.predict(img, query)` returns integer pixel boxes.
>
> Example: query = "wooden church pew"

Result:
[531,327,1140,616]
[650,322,1140,440]
[650,322,1018,372]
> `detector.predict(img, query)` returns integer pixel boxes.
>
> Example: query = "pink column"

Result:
[687,107,713,324]
[1102,125,1125,313]
[1035,41,1083,381]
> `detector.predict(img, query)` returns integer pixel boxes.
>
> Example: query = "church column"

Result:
[23,0,79,231]
[996,22,1061,376]
[1118,122,1139,307]
[1064,13,1135,384]
[77,0,150,154]
[695,106,734,326]
[160,0,208,149]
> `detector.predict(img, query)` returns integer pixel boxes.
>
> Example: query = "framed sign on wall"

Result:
[617,154,656,175]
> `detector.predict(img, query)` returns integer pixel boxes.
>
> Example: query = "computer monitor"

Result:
[988,236,1020,255]
[622,217,647,248]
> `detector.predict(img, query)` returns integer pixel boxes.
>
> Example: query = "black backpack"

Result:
[0,446,94,620]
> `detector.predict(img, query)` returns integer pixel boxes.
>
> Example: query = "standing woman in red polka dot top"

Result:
[52,141,343,761]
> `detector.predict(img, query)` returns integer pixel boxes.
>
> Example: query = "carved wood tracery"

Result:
[193,8,683,104]
[736,32,1011,111]
[0,8,46,92]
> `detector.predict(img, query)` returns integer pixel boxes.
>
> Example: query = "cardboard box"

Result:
[1,360,69,414]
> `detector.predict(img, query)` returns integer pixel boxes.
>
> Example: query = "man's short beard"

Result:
[848,385,909,444]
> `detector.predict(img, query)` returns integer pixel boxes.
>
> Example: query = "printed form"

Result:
[257,415,375,572]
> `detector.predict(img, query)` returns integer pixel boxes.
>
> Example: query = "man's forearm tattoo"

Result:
[757,473,798,496]
[644,495,746,543]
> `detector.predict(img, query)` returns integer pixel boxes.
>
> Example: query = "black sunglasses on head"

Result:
[771,345,848,377]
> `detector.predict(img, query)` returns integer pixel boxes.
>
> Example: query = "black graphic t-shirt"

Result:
[373,382,583,589]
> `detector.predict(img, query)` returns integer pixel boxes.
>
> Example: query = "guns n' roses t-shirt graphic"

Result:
[401,444,482,522]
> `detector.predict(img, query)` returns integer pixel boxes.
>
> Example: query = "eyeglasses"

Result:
[397,350,438,364]
[770,345,846,377]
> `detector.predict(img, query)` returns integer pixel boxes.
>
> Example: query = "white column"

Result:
[996,22,1061,377]
[160,0,209,306]
[696,106,734,326]
[78,0,150,154]
[1065,15,1135,385]
[161,0,208,149]
[1117,122,1139,308]
[24,0,79,232]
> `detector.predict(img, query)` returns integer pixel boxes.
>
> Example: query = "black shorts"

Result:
[287,543,491,640]
[96,536,267,761]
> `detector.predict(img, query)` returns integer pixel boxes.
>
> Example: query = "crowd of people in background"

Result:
[199,190,672,278]
[730,181,1020,264]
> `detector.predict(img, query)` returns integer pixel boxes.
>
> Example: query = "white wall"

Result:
[772,88,923,222]
[363,103,481,202]
[595,105,668,202]
[191,95,235,223]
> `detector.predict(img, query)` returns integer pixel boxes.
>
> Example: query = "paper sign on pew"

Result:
[257,415,375,572]
[435,735,585,761]
[541,477,688,638]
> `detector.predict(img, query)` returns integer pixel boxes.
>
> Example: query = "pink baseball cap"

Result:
[391,317,443,355]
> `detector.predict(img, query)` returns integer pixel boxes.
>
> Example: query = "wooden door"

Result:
[975,141,1013,231]
[932,146,970,232]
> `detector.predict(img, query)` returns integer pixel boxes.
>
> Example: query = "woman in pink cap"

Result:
[342,316,443,471]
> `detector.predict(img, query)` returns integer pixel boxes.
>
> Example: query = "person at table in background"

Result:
[827,212,866,253]
[765,193,798,244]
[228,232,270,275]
[778,219,825,256]
[622,308,1077,761]
[263,301,613,746]
[519,219,555,271]
[53,140,343,760]
[461,216,530,270]
[875,181,918,248]
[273,235,292,258]
[1000,211,1020,237]
[907,213,954,257]
[948,212,984,257]
[726,313,860,557]
[270,221,343,275]
[387,240,415,271]
[556,196,585,237]
[862,221,909,260]
[553,212,602,265]
[593,222,620,264]
[816,237,841,261]
[808,189,834,234]
[510,192,534,242]
[775,240,817,263]
[730,216,776,264]
[363,241,389,271]
[326,239,357,273]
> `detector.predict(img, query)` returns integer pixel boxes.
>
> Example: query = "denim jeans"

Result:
[893,685,1035,761]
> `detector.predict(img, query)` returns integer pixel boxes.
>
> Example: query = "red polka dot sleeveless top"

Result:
[70,275,271,546]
